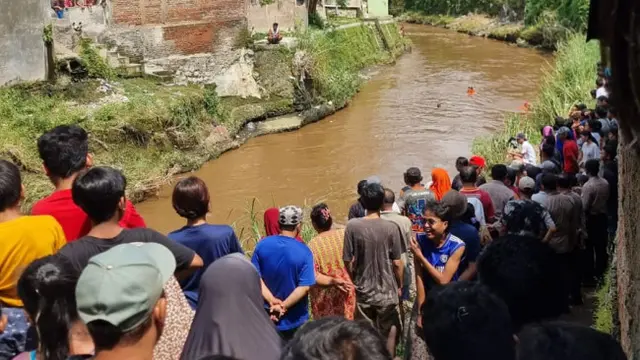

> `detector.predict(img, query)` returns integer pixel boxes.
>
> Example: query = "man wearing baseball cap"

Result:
[76,242,175,359]
[515,133,538,166]
[251,205,315,341]
[499,176,556,242]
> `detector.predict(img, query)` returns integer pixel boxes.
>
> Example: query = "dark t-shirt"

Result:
[348,201,365,220]
[448,221,480,279]
[59,228,195,273]
[343,218,402,307]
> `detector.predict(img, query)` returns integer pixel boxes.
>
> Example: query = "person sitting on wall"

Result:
[268,23,283,45]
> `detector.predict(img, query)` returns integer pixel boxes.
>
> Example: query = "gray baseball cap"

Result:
[76,243,175,332]
[518,176,536,190]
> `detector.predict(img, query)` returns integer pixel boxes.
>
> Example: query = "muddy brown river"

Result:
[137,24,550,237]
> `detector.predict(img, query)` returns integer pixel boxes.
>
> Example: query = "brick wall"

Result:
[109,0,246,58]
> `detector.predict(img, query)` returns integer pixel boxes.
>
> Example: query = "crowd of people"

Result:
[0,60,626,360]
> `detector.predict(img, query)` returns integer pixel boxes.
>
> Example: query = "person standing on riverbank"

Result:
[0,160,67,359]
[451,157,469,191]
[348,180,368,220]
[398,167,436,242]
[344,182,404,346]
[557,127,579,175]
[168,176,244,309]
[581,159,610,284]
[469,156,488,186]
[32,125,146,241]
[480,164,516,225]
[429,168,452,201]
[459,166,495,224]
[252,206,315,341]
[308,203,356,320]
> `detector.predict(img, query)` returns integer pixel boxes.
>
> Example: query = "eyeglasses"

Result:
[424,218,442,227]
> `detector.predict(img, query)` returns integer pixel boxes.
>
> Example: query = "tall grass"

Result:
[472,34,600,168]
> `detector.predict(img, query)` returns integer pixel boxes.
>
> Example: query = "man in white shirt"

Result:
[595,78,608,99]
[516,133,538,165]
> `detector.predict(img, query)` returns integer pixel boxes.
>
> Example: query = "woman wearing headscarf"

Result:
[429,168,452,201]
[263,207,303,242]
[180,254,282,360]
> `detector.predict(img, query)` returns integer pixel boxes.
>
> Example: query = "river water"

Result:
[137,24,550,235]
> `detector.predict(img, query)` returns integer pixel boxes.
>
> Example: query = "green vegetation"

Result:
[297,23,407,105]
[472,34,599,168]
[594,268,614,334]
[78,38,116,80]
[524,0,589,31]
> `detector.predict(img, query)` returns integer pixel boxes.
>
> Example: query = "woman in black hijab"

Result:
[180,254,282,360]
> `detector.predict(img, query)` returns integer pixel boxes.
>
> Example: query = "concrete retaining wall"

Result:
[0,0,51,85]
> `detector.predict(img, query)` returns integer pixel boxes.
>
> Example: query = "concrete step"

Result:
[256,114,303,134]
[118,63,143,77]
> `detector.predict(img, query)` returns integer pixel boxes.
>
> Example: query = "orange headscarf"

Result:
[430,168,452,200]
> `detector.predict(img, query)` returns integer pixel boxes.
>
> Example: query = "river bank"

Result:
[2,20,408,210]
[399,12,568,50]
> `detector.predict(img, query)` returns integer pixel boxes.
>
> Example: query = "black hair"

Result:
[0,159,22,212]
[280,224,298,232]
[576,103,588,111]
[590,89,597,99]
[608,107,618,116]
[540,144,554,162]
[17,255,81,360]
[597,95,609,103]
[310,203,333,232]
[595,106,609,118]
[281,317,393,360]
[424,201,452,226]
[87,315,153,351]
[456,157,469,168]
[554,116,567,129]
[603,143,617,159]
[404,168,423,186]
[556,175,571,189]
[544,135,556,146]
[540,173,557,191]
[383,188,395,205]
[585,159,600,176]
[459,166,477,184]
[422,282,516,360]
[506,167,517,186]
[356,180,367,196]
[478,235,567,330]
[517,322,627,360]
[360,183,385,212]
[588,119,602,132]
[461,203,480,230]
[172,176,210,220]
[37,125,89,180]
[491,164,508,182]
[596,78,605,87]
[72,166,126,224]
[568,173,579,188]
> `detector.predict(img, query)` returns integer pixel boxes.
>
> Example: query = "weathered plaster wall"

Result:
[0,0,50,85]
[247,0,308,32]
[366,0,388,17]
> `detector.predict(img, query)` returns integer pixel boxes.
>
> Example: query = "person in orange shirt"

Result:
[0,160,66,359]
[429,168,452,201]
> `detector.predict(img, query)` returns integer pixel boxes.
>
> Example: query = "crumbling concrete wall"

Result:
[247,0,307,33]
[0,0,51,85]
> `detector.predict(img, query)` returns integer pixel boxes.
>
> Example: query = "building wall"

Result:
[0,0,50,85]
[247,0,307,33]
[105,0,246,60]
[366,0,388,17]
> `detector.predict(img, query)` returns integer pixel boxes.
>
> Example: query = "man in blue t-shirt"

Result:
[441,190,481,281]
[251,205,315,341]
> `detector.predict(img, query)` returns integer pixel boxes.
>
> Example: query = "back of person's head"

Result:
[540,173,557,192]
[603,143,617,160]
[0,159,22,212]
[37,125,89,180]
[491,164,509,182]
[590,89,597,99]
[310,203,333,232]
[72,166,126,224]
[459,166,477,184]
[360,183,385,212]
[404,167,423,186]
[281,317,392,360]
[596,78,605,87]
[585,159,600,176]
[544,135,556,146]
[422,282,515,360]
[556,175,571,189]
[77,243,174,352]
[517,322,627,360]
[455,157,469,169]
[478,235,566,330]
[541,143,555,160]
[595,106,609,119]
[608,106,618,118]
[588,119,602,133]
[383,188,395,207]
[18,255,82,360]
[506,168,517,187]
[356,180,367,197]
[172,176,210,220]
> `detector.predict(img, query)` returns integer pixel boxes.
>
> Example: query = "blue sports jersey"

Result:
[418,233,466,291]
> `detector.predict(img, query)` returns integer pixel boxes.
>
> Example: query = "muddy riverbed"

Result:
[137,24,550,236]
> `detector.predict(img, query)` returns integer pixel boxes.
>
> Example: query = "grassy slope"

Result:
[472,34,599,168]
[2,22,407,212]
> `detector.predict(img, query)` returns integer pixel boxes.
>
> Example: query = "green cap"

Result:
[76,242,176,332]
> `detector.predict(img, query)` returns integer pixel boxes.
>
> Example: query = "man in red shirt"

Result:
[31,125,145,241]
[558,127,579,175]
[458,166,496,224]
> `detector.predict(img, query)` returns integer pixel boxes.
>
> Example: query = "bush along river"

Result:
[136,24,550,239]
